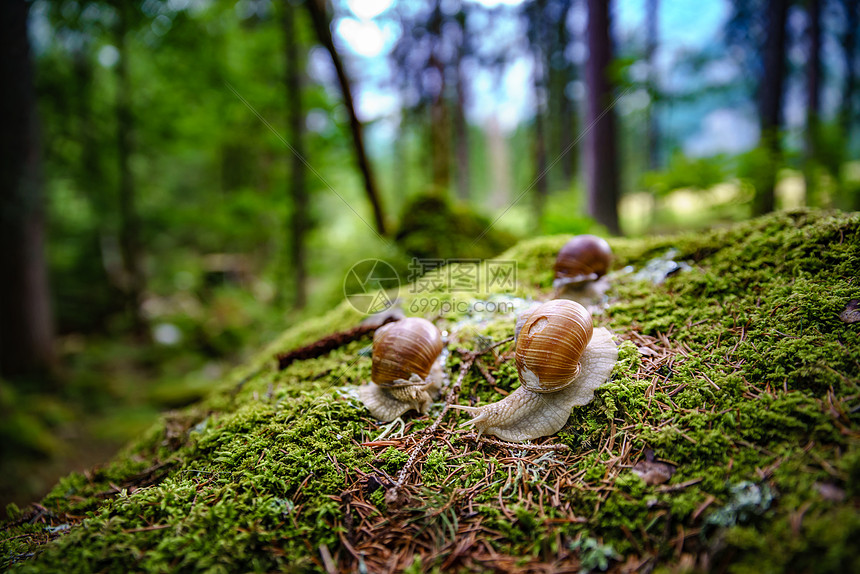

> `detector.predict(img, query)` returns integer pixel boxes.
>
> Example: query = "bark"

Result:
[276,313,400,370]
[428,56,451,192]
[73,53,103,210]
[427,2,451,192]
[755,0,788,216]
[840,0,858,151]
[841,0,859,209]
[533,79,549,221]
[115,2,146,330]
[305,0,387,235]
[585,0,620,234]
[395,106,409,200]
[486,116,512,210]
[0,0,55,380]
[558,80,577,183]
[454,16,470,202]
[803,0,822,205]
[533,0,549,221]
[283,2,308,309]
[556,1,577,184]
[645,0,660,170]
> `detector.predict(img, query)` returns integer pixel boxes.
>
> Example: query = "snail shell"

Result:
[515,300,593,393]
[453,300,617,442]
[358,318,444,421]
[371,318,443,386]
[553,235,612,285]
[513,303,539,342]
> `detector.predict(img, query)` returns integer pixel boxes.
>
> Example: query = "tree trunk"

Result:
[115,2,145,331]
[556,0,577,185]
[803,0,822,205]
[841,0,858,133]
[645,0,660,170]
[841,0,859,209]
[395,105,409,201]
[755,0,788,216]
[428,56,451,192]
[454,19,470,202]
[534,66,549,220]
[305,0,387,235]
[558,78,577,184]
[283,2,308,309]
[533,0,549,222]
[486,115,512,210]
[73,52,105,213]
[0,0,55,380]
[585,0,620,234]
[427,1,451,194]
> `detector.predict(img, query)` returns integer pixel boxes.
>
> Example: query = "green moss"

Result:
[379,446,410,474]
[395,194,518,261]
[3,210,859,572]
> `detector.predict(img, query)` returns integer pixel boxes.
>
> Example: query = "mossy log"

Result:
[2,210,859,573]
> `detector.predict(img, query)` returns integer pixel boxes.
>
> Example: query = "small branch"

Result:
[655,477,703,493]
[276,315,400,370]
[461,434,570,452]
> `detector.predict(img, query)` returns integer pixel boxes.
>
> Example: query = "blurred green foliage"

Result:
[641,151,728,196]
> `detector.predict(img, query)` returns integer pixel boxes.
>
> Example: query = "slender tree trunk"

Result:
[0,0,55,380]
[305,0,387,235]
[73,54,102,209]
[804,0,822,206]
[487,115,512,210]
[454,22,470,202]
[533,72,549,224]
[533,0,549,222]
[427,1,451,194]
[557,0,577,185]
[558,80,577,183]
[585,0,620,234]
[841,0,858,133]
[645,0,660,170]
[428,55,451,192]
[115,2,145,331]
[755,0,788,216]
[283,2,308,309]
[545,4,559,187]
[73,51,110,227]
[395,105,409,200]
[841,0,859,209]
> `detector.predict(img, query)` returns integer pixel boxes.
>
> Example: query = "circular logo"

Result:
[343,259,400,315]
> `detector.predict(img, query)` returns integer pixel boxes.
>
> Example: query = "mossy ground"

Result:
[2,210,858,573]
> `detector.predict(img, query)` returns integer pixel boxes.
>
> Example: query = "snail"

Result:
[453,299,617,442]
[358,317,445,421]
[554,234,612,285]
[552,235,613,307]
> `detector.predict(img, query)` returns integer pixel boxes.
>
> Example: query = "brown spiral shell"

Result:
[371,317,443,387]
[553,235,612,283]
[514,299,593,393]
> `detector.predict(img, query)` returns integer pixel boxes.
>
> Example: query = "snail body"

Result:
[454,300,617,442]
[358,317,444,421]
